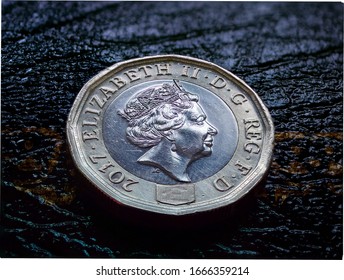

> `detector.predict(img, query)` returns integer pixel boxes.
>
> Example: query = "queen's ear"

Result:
[161,130,175,142]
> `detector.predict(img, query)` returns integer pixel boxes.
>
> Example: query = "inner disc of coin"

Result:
[103,80,238,184]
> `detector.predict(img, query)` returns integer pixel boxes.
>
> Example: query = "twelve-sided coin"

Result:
[67,55,274,217]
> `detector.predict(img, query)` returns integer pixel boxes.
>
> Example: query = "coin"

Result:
[67,55,274,218]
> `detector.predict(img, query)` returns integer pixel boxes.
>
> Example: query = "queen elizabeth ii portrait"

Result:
[118,80,218,183]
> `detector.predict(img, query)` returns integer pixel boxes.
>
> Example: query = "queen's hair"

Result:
[119,83,199,148]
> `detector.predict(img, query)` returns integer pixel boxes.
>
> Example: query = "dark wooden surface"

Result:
[1,1,342,259]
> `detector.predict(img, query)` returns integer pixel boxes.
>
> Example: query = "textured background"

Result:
[1,1,343,258]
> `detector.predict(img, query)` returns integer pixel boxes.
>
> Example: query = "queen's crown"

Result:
[118,80,187,121]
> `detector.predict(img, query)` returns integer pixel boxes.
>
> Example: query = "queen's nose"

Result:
[207,122,218,135]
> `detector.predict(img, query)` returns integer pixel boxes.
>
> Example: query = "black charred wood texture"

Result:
[1,1,342,258]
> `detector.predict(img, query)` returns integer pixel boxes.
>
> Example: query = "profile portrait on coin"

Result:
[118,80,218,183]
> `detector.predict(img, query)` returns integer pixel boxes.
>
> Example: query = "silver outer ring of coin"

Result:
[67,55,274,216]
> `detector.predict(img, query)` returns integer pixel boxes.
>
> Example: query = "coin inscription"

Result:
[67,55,274,215]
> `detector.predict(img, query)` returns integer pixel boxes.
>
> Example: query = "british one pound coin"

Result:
[67,55,274,217]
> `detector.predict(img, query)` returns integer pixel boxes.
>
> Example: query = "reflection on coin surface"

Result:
[67,55,274,216]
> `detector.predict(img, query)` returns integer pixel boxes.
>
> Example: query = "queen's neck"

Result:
[138,139,191,183]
